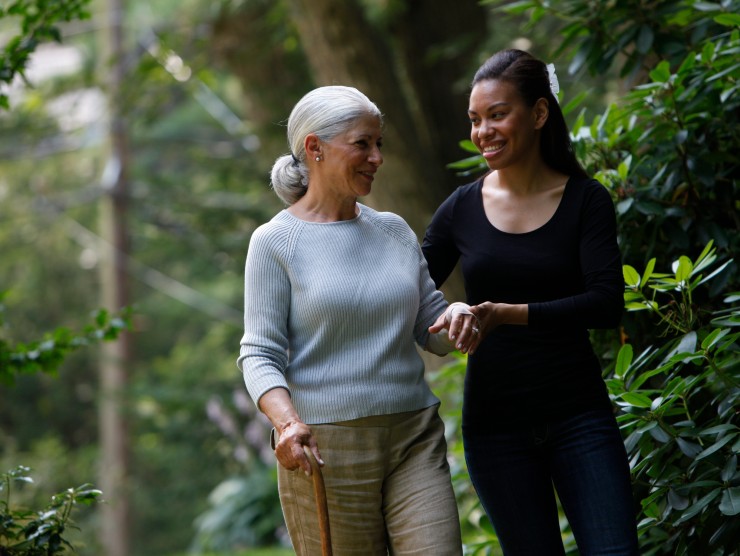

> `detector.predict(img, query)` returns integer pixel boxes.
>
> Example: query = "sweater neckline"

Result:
[281,203,365,225]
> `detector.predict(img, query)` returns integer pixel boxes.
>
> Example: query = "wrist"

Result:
[498,303,528,325]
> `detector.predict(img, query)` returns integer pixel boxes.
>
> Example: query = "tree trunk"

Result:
[210,0,313,162]
[99,0,132,554]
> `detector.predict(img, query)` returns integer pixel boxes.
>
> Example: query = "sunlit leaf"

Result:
[620,392,653,408]
[615,344,633,378]
[623,265,641,287]
[649,60,671,83]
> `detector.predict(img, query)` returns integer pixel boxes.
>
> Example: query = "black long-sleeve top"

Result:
[422,175,623,431]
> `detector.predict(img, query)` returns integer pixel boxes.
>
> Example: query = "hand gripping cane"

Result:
[303,446,332,556]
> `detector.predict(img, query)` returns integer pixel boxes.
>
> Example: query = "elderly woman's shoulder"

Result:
[248,210,298,247]
[361,204,417,245]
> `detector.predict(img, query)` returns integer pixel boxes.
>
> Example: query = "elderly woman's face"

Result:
[319,114,383,198]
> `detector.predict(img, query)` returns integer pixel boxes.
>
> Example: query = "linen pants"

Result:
[277,404,463,556]
[464,408,639,556]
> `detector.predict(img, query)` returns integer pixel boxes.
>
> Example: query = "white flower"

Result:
[546,63,560,101]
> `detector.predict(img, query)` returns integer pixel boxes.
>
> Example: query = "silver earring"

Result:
[315,156,321,162]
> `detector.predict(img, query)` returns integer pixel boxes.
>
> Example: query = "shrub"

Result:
[611,242,739,555]
[0,466,101,554]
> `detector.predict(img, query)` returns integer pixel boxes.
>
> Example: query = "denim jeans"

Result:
[464,408,639,556]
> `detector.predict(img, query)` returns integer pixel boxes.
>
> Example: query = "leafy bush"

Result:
[572,30,739,284]
[612,241,739,555]
[0,466,100,554]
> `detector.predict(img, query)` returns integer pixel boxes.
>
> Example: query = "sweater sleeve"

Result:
[414,241,449,347]
[378,210,449,347]
[237,222,292,406]
[529,180,623,329]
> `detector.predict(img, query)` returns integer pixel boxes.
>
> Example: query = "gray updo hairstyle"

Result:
[270,85,383,205]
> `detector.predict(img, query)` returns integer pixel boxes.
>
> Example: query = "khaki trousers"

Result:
[277,404,462,555]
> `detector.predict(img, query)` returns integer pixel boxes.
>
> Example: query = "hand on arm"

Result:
[469,302,528,336]
[427,302,482,355]
[258,387,323,475]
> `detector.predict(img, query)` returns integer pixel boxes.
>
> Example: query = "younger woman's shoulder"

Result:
[434,175,485,216]
[567,174,611,198]
[455,175,485,199]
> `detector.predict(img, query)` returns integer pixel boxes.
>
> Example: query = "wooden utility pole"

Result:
[98,0,131,554]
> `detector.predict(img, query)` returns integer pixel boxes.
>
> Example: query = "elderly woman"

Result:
[237,85,478,555]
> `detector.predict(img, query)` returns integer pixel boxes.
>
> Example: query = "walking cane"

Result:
[304,446,332,556]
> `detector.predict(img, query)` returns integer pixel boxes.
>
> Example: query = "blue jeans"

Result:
[464,409,639,556]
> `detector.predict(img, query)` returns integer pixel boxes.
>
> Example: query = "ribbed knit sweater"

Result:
[238,203,447,424]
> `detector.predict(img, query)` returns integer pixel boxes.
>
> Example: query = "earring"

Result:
[315,156,321,162]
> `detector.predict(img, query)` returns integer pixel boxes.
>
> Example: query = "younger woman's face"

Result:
[468,78,547,170]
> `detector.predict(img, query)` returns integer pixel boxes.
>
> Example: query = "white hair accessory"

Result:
[546,63,560,102]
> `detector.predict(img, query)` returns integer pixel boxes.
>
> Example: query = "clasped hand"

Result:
[428,302,482,355]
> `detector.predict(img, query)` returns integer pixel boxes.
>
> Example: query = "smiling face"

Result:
[468,78,547,171]
[315,113,384,200]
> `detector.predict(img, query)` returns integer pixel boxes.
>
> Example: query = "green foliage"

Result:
[0,295,130,386]
[190,389,287,552]
[610,243,739,555]
[622,241,736,335]
[0,466,101,554]
[498,0,739,78]
[191,472,283,551]
[573,29,739,281]
[0,0,91,109]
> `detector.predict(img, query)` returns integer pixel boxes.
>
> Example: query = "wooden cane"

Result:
[304,446,332,556]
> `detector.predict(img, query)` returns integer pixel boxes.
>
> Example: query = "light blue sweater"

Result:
[237,204,447,424]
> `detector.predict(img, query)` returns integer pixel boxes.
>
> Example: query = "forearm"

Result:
[258,387,303,433]
[472,302,529,332]
[496,303,529,325]
[258,387,322,473]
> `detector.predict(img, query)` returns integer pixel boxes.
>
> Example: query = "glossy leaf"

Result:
[719,487,740,516]
[615,343,633,379]
[694,434,737,462]
[623,265,641,287]
[674,489,721,525]
[620,392,653,408]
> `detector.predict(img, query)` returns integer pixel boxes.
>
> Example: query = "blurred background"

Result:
[1,1,737,555]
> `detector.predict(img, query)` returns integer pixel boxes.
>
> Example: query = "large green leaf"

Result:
[719,487,740,516]
[620,392,653,408]
[674,489,721,524]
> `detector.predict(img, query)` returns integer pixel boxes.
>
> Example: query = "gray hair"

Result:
[270,86,383,205]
